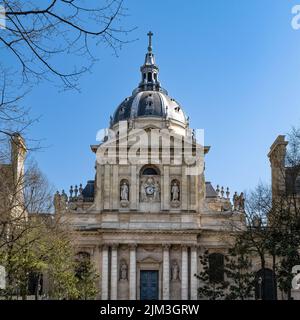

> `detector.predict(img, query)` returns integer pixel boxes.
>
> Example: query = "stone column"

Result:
[163,166,170,211]
[130,165,137,210]
[181,245,188,300]
[110,244,118,300]
[162,244,170,300]
[104,165,111,210]
[129,244,137,300]
[101,244,109,300]
[190,245,198,300]
[190,175,197,211]
[95,164,103,211]
[181,166,188,210]
[112,166,119,210]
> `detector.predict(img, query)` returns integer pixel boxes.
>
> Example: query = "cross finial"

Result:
[147,31,153,52]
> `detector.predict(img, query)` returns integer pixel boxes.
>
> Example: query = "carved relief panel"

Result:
[140,176,160,203]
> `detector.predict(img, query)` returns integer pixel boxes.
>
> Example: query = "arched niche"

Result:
[170,179,180,202]
[139,165,161,203]
[120,179,130,207]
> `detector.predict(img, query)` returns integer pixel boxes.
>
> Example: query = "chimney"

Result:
[11,133,27,184]
[268,135,288,197]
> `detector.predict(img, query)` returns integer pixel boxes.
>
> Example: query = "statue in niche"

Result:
[119,261,128,281]
[171,181,180,202]
[171,261,180,281]
[120,181,129,201]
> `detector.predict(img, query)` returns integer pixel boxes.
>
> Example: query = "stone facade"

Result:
[0,133,27,220]
[54,33,246,300]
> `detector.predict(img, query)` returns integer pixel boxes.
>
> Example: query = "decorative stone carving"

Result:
[120,181,129,200]
[171,261,180,281]
[140,177,160,202]
[119,260,128,281]
[141,180,147,202]
[171,181,180,201]
[60,190,68,211]
[54,191,61,211]
[233,192,245,211]
[154,181,160,201]
[171,180,180,207]
[233,192,239,209]
[239,192,245,210]
[120,180,129,207]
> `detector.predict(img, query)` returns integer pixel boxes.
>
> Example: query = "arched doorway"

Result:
[255,268,276,300]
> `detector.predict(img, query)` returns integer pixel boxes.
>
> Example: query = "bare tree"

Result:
[0,0,134,171]
[0,0,133,90]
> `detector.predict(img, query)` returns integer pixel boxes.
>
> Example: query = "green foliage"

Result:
[197,244,255,300]
[269,214,300,298]
[0,216,99,300]
[196,250,228,300]
[224,243,255,300]
[75,255,99,300]
[46,234,79,300]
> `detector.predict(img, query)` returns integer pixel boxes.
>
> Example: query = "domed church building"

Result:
[54,32,245,300]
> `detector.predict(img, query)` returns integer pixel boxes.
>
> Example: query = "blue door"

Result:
[140,271,159,300]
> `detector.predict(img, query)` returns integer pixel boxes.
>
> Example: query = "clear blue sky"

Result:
[23,0,300,195]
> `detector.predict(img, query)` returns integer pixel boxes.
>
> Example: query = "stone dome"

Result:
[111,90,187,127]
[110,32,188,128]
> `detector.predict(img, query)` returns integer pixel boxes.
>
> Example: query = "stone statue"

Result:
[233,192,245,211]
[141,181,147,201]
[239,192,245,211]
[119,261,128,280]
[60,190,68,210]
[233,192,239,210]
[171,181,180,201]
[171,261,180,281]
[120,181,129,201]
[54,191,61,210]
[154,181,160,201]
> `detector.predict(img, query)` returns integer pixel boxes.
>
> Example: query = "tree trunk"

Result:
[35,274,41,301]
[260,254,266,300]
[272,253,277,300]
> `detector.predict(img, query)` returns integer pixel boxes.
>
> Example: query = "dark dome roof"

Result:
[111,90,187,126]
[82,180,95,202]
